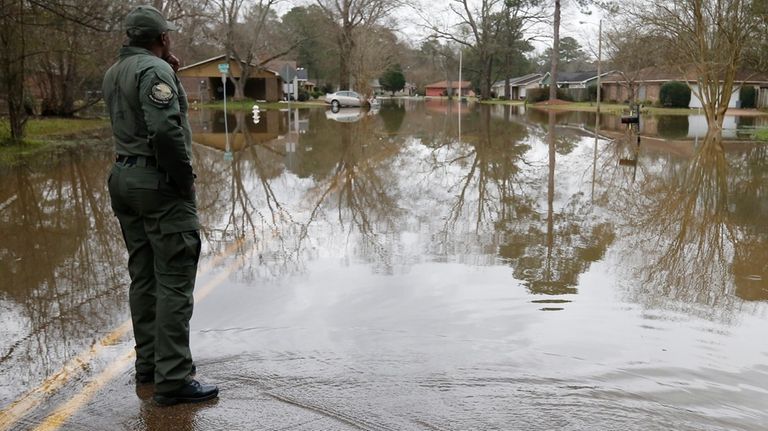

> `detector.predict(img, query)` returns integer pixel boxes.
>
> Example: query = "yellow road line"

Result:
[30,254,244,431]
[0,239,244,431]
[31,348,136,431]
[0,321,133,431]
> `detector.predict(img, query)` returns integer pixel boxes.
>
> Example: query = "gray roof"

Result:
[492,73,542,87]
[557,71,599,82]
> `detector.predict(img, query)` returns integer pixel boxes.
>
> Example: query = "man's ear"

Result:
[159,33,168,47]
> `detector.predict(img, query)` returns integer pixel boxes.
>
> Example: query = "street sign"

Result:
[220,62,230,155]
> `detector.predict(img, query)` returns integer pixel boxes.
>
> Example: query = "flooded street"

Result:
[2,100,768,430]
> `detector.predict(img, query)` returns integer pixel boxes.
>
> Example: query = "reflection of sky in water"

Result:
[189,104,768,309]
[3,102,768,429]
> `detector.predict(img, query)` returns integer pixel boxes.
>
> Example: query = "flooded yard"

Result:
[1,100,767,430]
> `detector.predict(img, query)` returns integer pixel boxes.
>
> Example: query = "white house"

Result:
[540,70,615,89]
[492,73,543,99]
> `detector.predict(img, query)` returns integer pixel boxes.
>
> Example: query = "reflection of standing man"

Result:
[102,5,218,406]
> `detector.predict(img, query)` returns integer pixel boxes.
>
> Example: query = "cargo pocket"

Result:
[160,218,201,235]
[160,219,202,270]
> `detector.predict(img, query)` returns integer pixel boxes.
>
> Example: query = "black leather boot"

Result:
[153,379,219,406]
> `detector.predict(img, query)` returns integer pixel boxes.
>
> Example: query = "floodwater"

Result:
[1,100,768,430]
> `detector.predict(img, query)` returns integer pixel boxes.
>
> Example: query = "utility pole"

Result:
[592,19,602,202]
[596,19,602,120]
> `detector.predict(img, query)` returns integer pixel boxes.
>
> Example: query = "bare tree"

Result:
[427,0,543,99]
[349,26,399,96]
[547,0,612,101]
[214,0,299,100]
[316,0,400,90]
[0,0,29,144]
[629,0,766,128]
[548,0,560,101]
[603,23,666,104]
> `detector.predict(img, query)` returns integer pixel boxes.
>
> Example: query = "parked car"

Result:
[325,90,366,108]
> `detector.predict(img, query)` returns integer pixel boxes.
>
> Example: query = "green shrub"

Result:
[298,89,309,102]
[753,128,768,141]
[659,81,691,108]
[740,86,757,109]
[526,86,573,103]
[587,84,598,102]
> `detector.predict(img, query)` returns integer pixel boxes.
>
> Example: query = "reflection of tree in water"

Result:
[421,106,614,292]
[300,114,404,273]
[197,110,308,282]
[614,130,768,316]
[380,102,406,135]
[730,144,768,301]
[434,106,531,234]
[0,152,126,397]
[502,111,614,295]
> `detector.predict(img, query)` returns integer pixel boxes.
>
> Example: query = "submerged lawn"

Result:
[0,117,110,165]
[1,117,108,140]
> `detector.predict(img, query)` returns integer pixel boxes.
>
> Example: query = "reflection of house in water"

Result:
[730,183,768,302]
[602,114,763,140]
[424,99,472,115]
[279,108,310,173]
[188,108,284,151]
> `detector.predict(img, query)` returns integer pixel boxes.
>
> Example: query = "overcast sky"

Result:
[281,1,605,58]
[406,1,605,56]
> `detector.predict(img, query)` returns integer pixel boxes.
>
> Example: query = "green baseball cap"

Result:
[125,5,177,41]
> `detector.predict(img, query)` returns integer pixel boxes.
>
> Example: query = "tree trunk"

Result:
[549,0,561,101]
[234,76,246,100]
[0,0,28,144]
[481,55,493,100]
[339,23,354,90]
[546,110,556,277]
[339,52,350,90]
[234,60,248,100]
[504,54,511,99]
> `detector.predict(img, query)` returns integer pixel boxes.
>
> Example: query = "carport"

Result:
[178,55,283,102]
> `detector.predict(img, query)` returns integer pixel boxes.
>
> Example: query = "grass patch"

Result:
[532,102,634,114]
[753,129,768,141]
[199,99,326,110]
[479,99,525,105]
[0,117,108,140]
[0,117,110,166]
[529,101,703,115]
[0,139,87,166]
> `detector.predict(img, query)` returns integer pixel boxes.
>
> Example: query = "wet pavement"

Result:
[2,100,768,430]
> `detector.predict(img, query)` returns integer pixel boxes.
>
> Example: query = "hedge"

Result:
[526,86,573,103]
[740,86,757,109]
[659,81,691,108]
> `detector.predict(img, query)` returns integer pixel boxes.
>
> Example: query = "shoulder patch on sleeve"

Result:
[149,82,175,105]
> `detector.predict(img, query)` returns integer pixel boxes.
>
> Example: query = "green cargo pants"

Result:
[107,162,201,393]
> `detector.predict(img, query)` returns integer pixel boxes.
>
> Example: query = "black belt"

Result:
[116,155,157,167]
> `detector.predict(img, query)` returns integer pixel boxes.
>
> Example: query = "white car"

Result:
[325,107,366,123]
[325,90,366,108]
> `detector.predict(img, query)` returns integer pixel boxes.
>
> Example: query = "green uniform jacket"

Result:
[102,46,195,195]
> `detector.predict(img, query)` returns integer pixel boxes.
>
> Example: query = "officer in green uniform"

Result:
[102,5,218,406]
